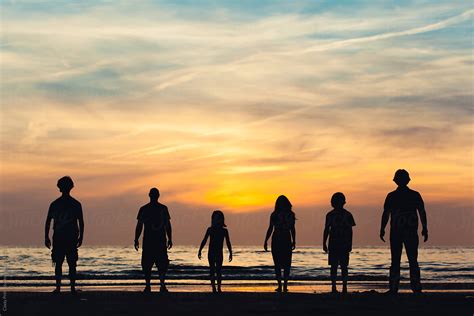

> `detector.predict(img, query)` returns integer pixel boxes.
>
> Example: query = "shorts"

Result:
[328,250,349,267]
[141,244,169,272]
[52,233,78,265]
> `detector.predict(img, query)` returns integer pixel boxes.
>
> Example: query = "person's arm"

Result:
[44,207,52,249]
[417,193,428,242]
[77,204,84,247]
[380,195,391,242]
[225,229,233,262]
[198,228,210,259]
[323,214,329,253]
[165,207,173,249]
[290,217,296,250]
[134,220,143,251]
[263,217,273,251]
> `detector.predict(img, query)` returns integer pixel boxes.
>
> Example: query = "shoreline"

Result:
[4,280,473,293]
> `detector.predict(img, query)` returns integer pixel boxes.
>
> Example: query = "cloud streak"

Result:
[0,1,472,245]
[289,9,474,54]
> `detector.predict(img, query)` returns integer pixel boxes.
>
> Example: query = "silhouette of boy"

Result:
[323,192,355,294]
[198,210,233,293]
[44,176,84,294]
[134,188,173,293]
[380,169,428,294]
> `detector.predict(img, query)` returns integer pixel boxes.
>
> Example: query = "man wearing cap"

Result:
[380,169,428,294]
[134,188,173,293]
[45,176,84,294]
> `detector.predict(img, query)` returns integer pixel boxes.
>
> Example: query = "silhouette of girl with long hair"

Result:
[198,210,233,293]
[264,195,296,292]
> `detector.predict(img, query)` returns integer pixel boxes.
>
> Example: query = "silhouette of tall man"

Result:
[134,188,173,293]
[380,169,428,294]
[44,176,84,294]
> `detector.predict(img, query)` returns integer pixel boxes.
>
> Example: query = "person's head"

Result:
[331,192,346,209]
[211,210,226,227]
[148,187,160,201]
[274,195,292,214]
[57,176,74,194]
[393,169,410,186]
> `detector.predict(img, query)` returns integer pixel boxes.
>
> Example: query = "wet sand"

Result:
[4,290,473,316]
[4,280,473,293]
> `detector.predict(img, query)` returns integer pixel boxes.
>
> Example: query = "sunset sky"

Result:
[1,0,472,246]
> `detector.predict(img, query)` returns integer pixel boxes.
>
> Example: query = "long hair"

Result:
[274,195,292,214]
[211,210,226,228]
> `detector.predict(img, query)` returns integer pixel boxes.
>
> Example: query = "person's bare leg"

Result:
[54,263,62,293]
[209,260,217,293]
[210,267,216,293]
[143,266,152,293]
[341,265,348,294]
[158,259,169,292]
[141,256,152,293]
[274,266,282,292]
[216,257,223,293]
[217,269,222,293]
[144,273,151,292]
[68,263,77,294]
[159,276,167,292]
[211,277,217,293]
[283,267,290,292]
[330,264,338,293]
[159,269,168,292]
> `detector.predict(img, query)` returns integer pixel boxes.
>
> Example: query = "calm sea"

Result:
[2,246,473,287]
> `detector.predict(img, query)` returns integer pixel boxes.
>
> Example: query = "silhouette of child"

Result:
[323,192,356,294]
[198,210,233,293]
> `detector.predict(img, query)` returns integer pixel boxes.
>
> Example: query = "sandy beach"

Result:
[4,290,473,316]
[3,246,473,315]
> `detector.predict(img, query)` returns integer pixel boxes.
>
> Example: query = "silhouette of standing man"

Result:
[134,188,172,293]
[380,169,428,294]
[44,176,84,294]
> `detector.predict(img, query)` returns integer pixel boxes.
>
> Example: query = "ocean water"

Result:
[1,246,473,287]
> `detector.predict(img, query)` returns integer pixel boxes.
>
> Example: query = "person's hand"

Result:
[229,253,233,262]
[323,244,328,253]
[167,239,173,249]
[422,228,428,242]
[264,242,268,252]
[45,237,51,249]
[134,239,139,251]
[77,236,83,248]
[198,251,202,260]
[292,241,296,250]
[380,229,385,242]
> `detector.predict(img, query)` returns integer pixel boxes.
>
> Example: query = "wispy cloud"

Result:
[288,9,474,54]
[0,0,472,220]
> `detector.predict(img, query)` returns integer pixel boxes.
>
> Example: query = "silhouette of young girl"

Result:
[264,195,296,292]
[198,210,233,293]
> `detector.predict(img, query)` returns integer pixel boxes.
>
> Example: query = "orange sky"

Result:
[1,1,472,245]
